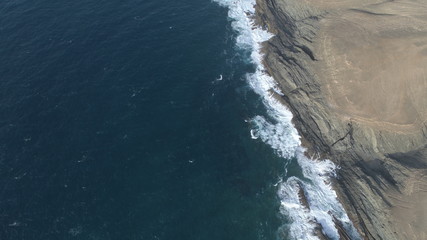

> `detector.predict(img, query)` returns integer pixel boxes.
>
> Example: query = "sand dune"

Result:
[311,1,427,238]
[313,0,427,132]
[256,0,427,238]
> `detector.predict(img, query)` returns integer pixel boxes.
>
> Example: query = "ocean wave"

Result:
[212,0,360,239]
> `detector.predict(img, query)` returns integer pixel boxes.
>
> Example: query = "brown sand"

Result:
[389,171,427,239]
[310,0,427,237]
[256,0,427,238]
[311,0,427,133]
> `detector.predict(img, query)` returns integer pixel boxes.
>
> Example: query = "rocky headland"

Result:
[255,0,427,239]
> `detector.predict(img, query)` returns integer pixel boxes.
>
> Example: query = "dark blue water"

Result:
[0,0,288,239]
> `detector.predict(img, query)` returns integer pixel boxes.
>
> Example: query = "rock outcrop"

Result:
[255,0,427,239]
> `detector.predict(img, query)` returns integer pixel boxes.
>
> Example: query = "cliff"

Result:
[255,0,427,239]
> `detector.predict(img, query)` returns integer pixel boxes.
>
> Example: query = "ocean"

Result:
[0,0,358,239]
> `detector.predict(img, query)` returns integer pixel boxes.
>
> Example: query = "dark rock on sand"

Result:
[255,0,427,239]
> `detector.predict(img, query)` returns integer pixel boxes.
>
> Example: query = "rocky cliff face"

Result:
[255,0,427,239]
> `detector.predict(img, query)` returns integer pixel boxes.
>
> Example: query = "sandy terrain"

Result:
[309,0,427,238]
[312,0,427,132]
[389,170,427,239]
[256,0,427,238]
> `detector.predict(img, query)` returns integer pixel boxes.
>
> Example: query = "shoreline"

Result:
[255,0,427,239]
[213,0,361,238]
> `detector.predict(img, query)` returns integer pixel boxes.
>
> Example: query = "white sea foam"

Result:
[213,0,360,239]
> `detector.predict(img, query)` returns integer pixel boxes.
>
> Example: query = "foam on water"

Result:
[213,0,360,239]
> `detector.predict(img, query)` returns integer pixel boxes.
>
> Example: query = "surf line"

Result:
[212,0,361,239]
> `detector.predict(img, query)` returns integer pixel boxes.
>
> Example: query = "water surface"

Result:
[0,0,288,239]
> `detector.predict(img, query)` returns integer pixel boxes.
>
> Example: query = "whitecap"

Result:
[213,0,360,239]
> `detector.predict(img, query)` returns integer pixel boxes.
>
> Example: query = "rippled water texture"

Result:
[0,0,285,239]
[0,0,359,239]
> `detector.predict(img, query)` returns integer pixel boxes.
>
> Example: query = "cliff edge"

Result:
[255,0,427,239]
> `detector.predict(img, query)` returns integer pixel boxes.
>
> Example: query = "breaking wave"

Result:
[212,0,360,239]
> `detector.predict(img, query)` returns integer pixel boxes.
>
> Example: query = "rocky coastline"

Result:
[255,0,427,239]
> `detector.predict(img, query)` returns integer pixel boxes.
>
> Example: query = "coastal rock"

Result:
[255,0,427,239]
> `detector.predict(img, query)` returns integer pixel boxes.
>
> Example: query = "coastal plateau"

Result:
[255,0,427,239]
